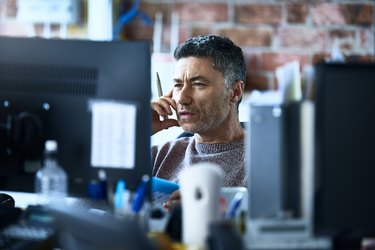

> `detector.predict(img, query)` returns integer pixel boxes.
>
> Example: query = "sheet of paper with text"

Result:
[90,101,136,169]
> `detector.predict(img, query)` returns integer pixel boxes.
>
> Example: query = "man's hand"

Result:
[151,90,179,135]
[162,189,181,212]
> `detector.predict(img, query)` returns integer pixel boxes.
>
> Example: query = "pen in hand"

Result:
[156,72,169,120]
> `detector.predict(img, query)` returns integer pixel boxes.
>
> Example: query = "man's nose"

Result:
[176,86,192,106]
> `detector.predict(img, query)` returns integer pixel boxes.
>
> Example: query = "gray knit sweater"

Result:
[151,136,246,187]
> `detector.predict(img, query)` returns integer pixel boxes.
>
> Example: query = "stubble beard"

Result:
[180,90,231,134]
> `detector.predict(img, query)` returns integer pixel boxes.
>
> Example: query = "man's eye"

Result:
[174,83,183,89]
[193,82,204,87]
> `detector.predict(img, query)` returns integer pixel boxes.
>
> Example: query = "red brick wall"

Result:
[128,0,374,91]
[1,0,373,91]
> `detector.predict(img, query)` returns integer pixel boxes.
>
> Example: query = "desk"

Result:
[1,191,77,209]
[1,190,332,250]
[1,190,169,230]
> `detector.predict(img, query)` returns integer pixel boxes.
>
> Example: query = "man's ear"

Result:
[230,80,244,104]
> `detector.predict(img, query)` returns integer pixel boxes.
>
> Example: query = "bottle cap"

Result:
[45,140,58,152]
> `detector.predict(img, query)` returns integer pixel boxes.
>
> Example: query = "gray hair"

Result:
[173,35,246,90]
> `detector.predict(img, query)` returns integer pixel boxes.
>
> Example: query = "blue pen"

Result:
[131,175,150,214]
[114,179,126,210]
[225,192,244,219]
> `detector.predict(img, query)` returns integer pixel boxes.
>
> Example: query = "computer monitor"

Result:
[313,63,375,247]
[0,36,151,198]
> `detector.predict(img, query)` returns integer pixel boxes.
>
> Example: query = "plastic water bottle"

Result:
[35,140,67,204]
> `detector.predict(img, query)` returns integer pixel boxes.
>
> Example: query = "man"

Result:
[151,34,247,189]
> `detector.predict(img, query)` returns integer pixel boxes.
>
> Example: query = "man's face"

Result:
[172,56,232,134]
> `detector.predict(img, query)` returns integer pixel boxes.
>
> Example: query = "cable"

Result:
[112,0,153,40]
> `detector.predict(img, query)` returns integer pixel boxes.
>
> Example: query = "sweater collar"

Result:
[194,137,245,154]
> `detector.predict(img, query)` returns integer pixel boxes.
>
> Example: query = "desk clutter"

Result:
[0,165,248,250]
[3,160,373,249]
[1,187,373,250]
[0,202,246,250]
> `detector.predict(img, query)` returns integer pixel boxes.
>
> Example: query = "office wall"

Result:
[0,0,373,92]
[124,0,374,91]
